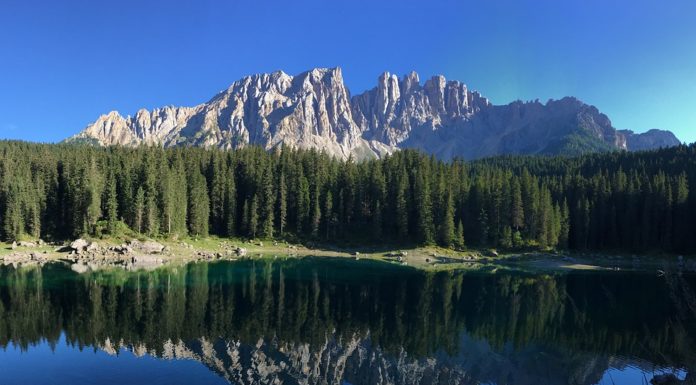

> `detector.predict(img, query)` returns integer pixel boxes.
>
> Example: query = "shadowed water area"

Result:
[0,258,694,385]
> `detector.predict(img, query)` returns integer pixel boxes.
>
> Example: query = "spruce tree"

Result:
[324,190,333,240]
[477,208,489,246]
[3,183,23,241]
[187,169,209,237]
[260,167,275,239]
[511,179,524,232]
[225,171,237,237]
[415,171,434,244]
[438,189,455,247]
[277,171,287,236]
[134,187,145,234]
[104,171,119,234]
[455,220,465,250]
[395,171,409,241]
[310,185,321,239]
[249,194,259,239]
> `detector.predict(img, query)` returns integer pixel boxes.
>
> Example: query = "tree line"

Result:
[0,140,694,253]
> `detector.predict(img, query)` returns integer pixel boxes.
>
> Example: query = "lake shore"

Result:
[0,237,692,273]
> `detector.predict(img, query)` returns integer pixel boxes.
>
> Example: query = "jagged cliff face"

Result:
[69,68,681,160]
[619,128,681,151]
[351,71,490,147]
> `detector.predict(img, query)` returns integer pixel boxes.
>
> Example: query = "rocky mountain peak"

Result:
[619,128,681,151]
[67,68,680,159]
[401,71,420,93]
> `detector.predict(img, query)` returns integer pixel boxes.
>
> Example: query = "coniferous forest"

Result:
[0,140,694,254]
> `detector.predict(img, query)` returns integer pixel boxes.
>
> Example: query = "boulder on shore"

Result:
[128,240,165,254]
[235,247,247,256]
[141,241,165,254]
[18,241,37,247]
[70,239,89,252]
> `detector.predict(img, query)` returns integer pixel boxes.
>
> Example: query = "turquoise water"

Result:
[0,258,693,385]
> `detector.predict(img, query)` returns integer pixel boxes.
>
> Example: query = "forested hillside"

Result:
[0,141,694,254]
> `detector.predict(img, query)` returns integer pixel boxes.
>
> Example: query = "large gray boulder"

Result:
[70,239,89,253]
[140,241,165,254]
[127,240,165,254]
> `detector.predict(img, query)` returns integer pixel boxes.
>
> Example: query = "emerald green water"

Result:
[0,258,694,384]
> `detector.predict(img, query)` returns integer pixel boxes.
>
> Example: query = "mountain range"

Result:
[67,67,680,159]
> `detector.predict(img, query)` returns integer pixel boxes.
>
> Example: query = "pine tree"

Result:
[104,171,119,234]
[171,156,189,236]
[673,173,689,252]
[241,198,250,236]
[141,153,158,236]
[455,220,465,250]
[249,194,259,238]
[144,194,159,236]
[559,200,570,249]
[134,187,145,234]
[26,197,41,239]
[208,154,227,235]
[537,187,552,248]
[500,226,513,249]
[260,167,275,239]
[324,190,333,240]
[438,189,455,247]
[160,165,175,235]
[277,171,287,236]
[372,199,382,241]
[477,208,489,246]
[310,185,321,239]
[84,157,103,234]
[415,171,434,244]
[3,183,23,240]
[395,171,409,241]
[225,172,237,237]
[511,179,524,232]
[295,172,310,234]
[187,169,210,237]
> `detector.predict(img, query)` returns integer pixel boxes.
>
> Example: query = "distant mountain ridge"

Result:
[67,67,681,159]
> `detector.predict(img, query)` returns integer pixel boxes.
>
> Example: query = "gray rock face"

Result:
[68,68,681,160]
[618,129,682,151]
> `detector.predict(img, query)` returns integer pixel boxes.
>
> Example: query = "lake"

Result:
[0,258,693,385]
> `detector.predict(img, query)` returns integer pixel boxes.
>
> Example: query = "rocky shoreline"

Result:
[0,238,256,273]
[0,237,489,273]
[1,237,694,274]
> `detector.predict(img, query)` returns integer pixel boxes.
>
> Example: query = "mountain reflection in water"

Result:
[0,258,694,385]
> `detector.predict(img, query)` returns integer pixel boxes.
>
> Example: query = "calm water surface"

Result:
[0,258,694,385]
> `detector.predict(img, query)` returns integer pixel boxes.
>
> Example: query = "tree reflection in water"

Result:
[0,258,694,385]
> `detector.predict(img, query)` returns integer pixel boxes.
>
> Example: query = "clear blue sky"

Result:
[1,0,695,143]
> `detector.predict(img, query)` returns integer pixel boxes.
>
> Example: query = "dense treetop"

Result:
[0,141,694,254]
